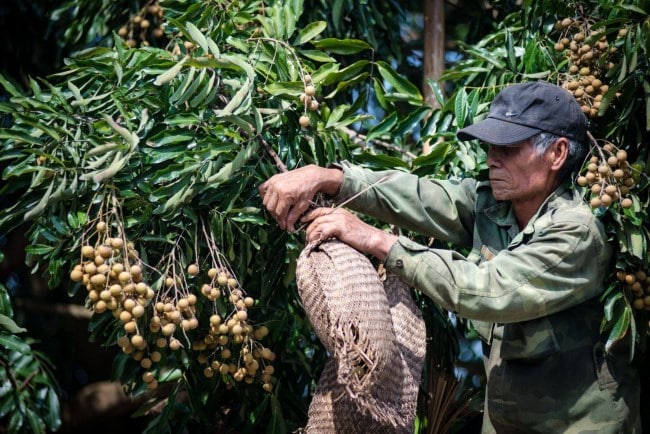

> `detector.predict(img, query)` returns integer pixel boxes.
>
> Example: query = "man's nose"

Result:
[486,146,498,166]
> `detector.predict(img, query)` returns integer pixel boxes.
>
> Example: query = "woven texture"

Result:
[296,239,426,433]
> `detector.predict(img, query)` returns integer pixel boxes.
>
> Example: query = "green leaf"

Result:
[154,55,190,86]
[0,314,26,334]
[355,152,409,170]
[25,245,54,255]
[311,38,372,55]
[605,304,631,352]
[0,130,44,146]
[264,81,305,97]
[0,333,31,353]
[454,88,469,129]
[44,387,61,430]
[0,74,22,97]
[215,79,252,117]
[293,21,327,45]
[320,60,369,86]
[101,114,139,148]
[0,288,13,318]
[25,408,46,434]
[375,61,422,103]
[267,393,287,434]
[185,22,209,53]
[365,112,398,143]
[298,49,336,63]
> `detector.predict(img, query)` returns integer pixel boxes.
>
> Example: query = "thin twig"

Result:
[257,135,288,173]
[339,126,417,160]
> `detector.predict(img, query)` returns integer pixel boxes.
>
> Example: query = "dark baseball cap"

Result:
[457,81,587,145]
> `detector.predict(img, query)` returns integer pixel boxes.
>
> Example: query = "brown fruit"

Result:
[97,244,113,258]
[633,298,645,310]
[619,197,632,209]
[589,197,602,208]
[188,264,199,276]
[299,115,310,128]
[70,269,84,282]
[82,245,95,258]
[600,194,613,207]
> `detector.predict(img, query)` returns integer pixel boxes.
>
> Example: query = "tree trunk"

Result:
[422,0,446,155]
[423,0,445,110]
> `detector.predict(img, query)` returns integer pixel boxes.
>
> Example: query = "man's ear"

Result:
[549,138,569,171]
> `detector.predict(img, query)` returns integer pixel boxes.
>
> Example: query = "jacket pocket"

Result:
[499,317,560,361]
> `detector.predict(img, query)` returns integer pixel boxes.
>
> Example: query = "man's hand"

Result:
[258,165,343,231]
[302,208,398,261]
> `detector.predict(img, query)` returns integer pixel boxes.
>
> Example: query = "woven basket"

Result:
[296,239,426,433]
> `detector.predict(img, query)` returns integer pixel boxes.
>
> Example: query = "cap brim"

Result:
[457,117,542,146]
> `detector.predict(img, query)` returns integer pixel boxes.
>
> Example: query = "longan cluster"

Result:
[194,265,276,391]
[298,74,318,128]
[576,142,635,209]
[616,269,650,311]
[70,220,164,387]
[69,201,276,393]
[554,17,625,118]
[117,1,166,48]
[70,222,154,317]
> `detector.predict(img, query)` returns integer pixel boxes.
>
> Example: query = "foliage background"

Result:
[0,0,648,433]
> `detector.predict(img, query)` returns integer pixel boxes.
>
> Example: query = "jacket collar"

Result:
[484,182,575,237]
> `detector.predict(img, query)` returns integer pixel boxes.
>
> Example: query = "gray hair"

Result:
[530,132,586,182]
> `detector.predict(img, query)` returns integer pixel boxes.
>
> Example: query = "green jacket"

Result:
[335,162,641,433]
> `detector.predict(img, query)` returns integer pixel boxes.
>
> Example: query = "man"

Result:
[259,81,641,432]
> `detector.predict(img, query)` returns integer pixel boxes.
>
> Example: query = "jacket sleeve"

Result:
[383,211,610,323]
[334,161,477,248]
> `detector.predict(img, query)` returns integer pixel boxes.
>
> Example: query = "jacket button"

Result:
[396,259,404,268]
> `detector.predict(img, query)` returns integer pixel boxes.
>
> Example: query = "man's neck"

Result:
[512,183,561,230]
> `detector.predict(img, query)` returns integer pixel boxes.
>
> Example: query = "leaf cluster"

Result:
[0,0,436,431]
[0,283,60,434]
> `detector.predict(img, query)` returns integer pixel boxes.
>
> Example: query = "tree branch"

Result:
[339,126,417,160]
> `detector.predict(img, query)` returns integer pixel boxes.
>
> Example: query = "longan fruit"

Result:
[600,194,613,207]
[188,264,199,276]
[217,273,229,287]
[169,338,181,351]
[299,115,310,128]
[70,269,84,282]
[109,237,124,249]
[82,245,95,258]
[633,298,645,310]
[143,371,155,383]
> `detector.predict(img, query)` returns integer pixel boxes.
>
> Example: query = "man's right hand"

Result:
[258,164,343,231]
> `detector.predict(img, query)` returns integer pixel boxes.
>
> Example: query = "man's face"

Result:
[486,140,553,202]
